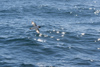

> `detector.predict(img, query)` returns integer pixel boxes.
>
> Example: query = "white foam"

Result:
[57,38,60,41]
[37,38,46,42]
[44,35,48,37]
[97,48,100,50]
[81,33,85,36]
[94,10,100,15]
[61,35,64,37]
[69,47,71,49]
[98,38,100,41]
[56,31,59,34]
[89,8,92,10]
[62,32,66,35]
[90,60,93,62]
[50,36,54,38]
[53,30,56,32]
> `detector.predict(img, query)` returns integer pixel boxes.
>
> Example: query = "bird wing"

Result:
[36,29,40,33]
[32,21,37,26]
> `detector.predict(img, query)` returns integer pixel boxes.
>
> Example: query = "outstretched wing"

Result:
[32,21,37,26]
[36,29,40,33]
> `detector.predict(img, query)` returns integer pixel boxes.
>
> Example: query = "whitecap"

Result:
[97,48,100,50]
[37,38,46,42]
[90,60,93,62]
[62,32,66,35]
[81,33,85,36]
[53,30,56,32]
[50,36,54,38]
[68,47,71,49]
[57,38,60,41]
[94,10,100,15]
[44,35,48,37]
[56,31,59,34]
[89,8,92,10]
[98,38,100,41]
[34,38,36,40]
[61,35,64,37]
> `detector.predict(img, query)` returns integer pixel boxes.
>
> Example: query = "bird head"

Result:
[38,26,41,28]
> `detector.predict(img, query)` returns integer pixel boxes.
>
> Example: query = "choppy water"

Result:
[0,0,100,67]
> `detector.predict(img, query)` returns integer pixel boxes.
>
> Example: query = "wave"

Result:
[20,64,37,67]
[0,0,98,19]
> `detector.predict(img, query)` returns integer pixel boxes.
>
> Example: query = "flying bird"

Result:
[30,21,41,33]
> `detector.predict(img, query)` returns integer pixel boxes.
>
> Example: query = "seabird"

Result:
[30,21,41,33]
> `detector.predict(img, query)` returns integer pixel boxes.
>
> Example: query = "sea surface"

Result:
[0,0,100,67]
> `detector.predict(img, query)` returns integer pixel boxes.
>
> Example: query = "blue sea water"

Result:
[0,0,100,67]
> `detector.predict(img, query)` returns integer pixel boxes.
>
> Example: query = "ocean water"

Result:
[0,0,100,67]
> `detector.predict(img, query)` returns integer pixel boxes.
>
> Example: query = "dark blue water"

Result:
[0,0,100,67]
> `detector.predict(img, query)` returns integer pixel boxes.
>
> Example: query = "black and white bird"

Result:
[30,21,41,33]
